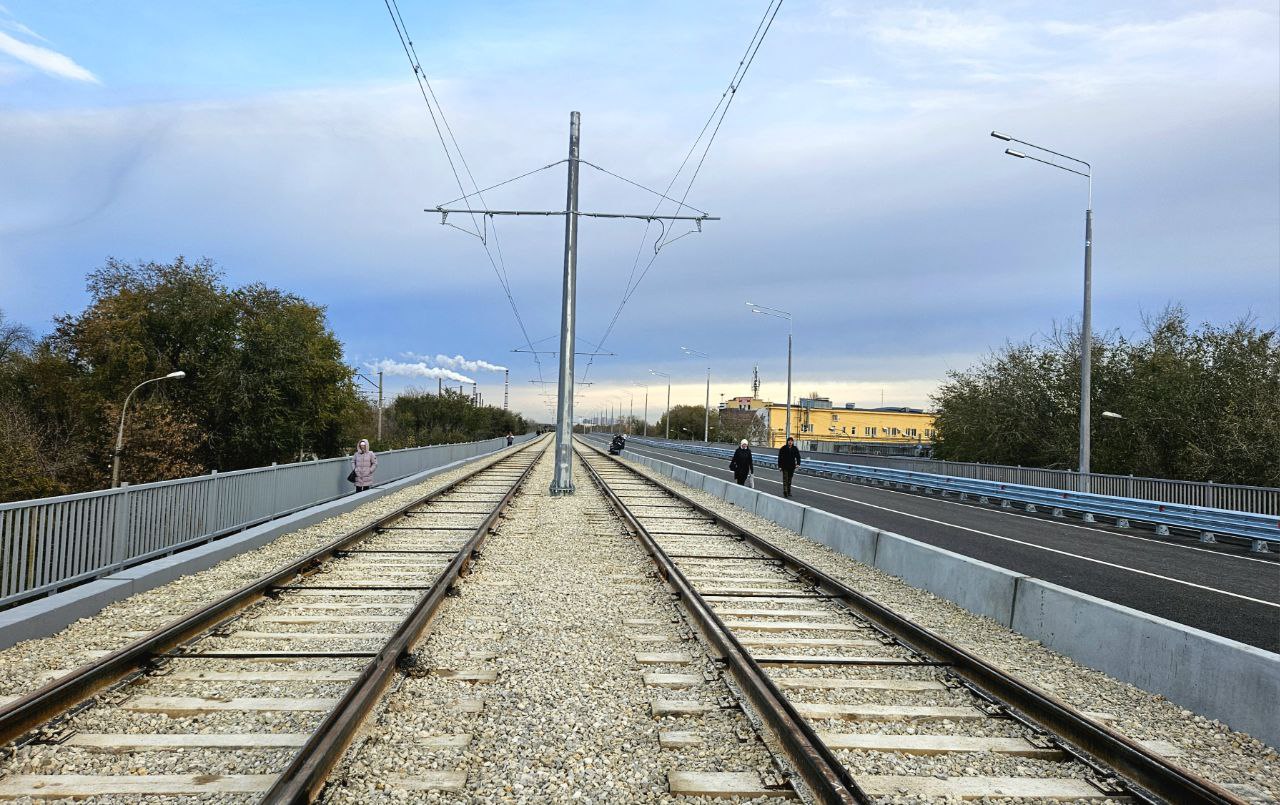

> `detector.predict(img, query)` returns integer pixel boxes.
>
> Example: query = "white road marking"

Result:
[626,446,1280,609]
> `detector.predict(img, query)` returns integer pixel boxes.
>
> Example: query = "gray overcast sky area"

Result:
[1,1,1277,420]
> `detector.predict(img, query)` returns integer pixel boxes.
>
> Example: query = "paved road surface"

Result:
[611,438,1280,652]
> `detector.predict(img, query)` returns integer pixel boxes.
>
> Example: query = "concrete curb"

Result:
[620,449,1280,748]
[0,444,521,650]
[1011,578,1280,747]
[873,532,1025,627]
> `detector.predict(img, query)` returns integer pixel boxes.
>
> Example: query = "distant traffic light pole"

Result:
[111,370,187,489]
[649,369,671,438]
[748,302,792,445]
[991,131,1093,485]
[681,346,711,443]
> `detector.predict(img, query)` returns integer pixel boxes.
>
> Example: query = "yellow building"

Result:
[762,400,936,451]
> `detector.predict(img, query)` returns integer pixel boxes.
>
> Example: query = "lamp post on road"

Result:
[111,370,187,489]
[680,346,711,444]
[633,382,649,436]
[747,302,792,446]
[649,369,671,439]
[991,130,1093,485]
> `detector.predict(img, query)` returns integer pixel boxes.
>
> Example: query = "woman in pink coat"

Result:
[351,439,378,492]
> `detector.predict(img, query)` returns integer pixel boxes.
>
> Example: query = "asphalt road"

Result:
[612,439,1280,652]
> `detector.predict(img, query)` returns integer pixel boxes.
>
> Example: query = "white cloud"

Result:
[0,30,97,83]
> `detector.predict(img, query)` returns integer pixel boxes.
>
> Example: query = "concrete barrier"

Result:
[800,509,879,564]
[723,483,760,510]
[873,533,1026,627]
[1012,578,1280,747]
[0,442,529,650]
[754,493,805,533]
[701,476,730,498]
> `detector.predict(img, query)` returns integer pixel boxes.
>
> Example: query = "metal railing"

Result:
[628,435,1280,516]
[0,435,535,610]
[622,437,1280,550]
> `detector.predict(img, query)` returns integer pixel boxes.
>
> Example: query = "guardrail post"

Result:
[203,470,219,537]
[271,462,280,512]
[110,484,132,566]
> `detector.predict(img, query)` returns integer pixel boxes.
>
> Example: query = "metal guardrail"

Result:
[623,437,1280,551]
[623,435,1280,516]
[0,435,535,610]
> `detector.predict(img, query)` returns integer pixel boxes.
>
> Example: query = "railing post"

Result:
[110,483,132,566]
[271,462,280,513]
[204,470,219,536]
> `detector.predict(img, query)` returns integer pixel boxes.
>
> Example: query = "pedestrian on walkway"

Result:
[351,438,377,492]
[506,432,514,446]
[730,439,754,486]
[778,436,801,498]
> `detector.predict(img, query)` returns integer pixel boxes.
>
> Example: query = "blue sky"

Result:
[2,1,1277,421]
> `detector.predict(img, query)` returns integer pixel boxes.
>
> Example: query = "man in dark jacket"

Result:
[777,436,801,497]
[730,439,754,485]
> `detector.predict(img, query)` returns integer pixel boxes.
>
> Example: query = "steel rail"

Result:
[261,444,545,803]
[576,444,867,804]
[0,438,544,750]
[578,438,1245,805]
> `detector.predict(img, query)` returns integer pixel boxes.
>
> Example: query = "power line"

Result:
[581,0,784,384]
[383,0,546,388]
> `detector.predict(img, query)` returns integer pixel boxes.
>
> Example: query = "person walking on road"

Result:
[506,432,514,446]
[351,438,377,492]
[778,436,801,498]
[730,439,754,486]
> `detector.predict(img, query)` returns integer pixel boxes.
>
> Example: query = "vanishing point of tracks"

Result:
[576,438,1245,805]
[0,441,544,802]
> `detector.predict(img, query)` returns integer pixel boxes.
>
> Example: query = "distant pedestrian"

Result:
[730,439,754,486]
[351,438,377,492]
[778,436,801,498]
[506,432,514,446]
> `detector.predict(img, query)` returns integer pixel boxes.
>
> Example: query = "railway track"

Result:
[0,439,545,803]
[576,438,1245,805]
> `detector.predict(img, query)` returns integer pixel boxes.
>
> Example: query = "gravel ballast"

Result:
[326,450,793,804]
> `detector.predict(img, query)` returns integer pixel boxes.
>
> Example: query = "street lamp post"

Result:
[633,382,649,436]
[649,369,671,439]
[111,370,187,488]
[747,302,793,447]
[681,346,711,443]
[991,131,1093,485]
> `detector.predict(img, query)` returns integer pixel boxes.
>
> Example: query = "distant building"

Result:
[760,398,936,453]
[720,395,770,412]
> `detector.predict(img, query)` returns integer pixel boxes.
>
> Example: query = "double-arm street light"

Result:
[991,130,1094,482]
[649,369,671,439]
[633,382,649,436]
[112,370,187,488]
[680,346,711,444]
[747,302,793,445]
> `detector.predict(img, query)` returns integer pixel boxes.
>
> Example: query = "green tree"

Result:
[931,308,1280,486]
[653,404,713,440]
[383,388,528,449]
[47,257,363,475]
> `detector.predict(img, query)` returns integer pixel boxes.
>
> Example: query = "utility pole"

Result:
[504,369,509,411]
[550,111,582,493]
[377,370,383,442]
[432,112,717,494]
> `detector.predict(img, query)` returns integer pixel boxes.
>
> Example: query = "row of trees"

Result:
[0,257,528,502]
[931,308,1279,487]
